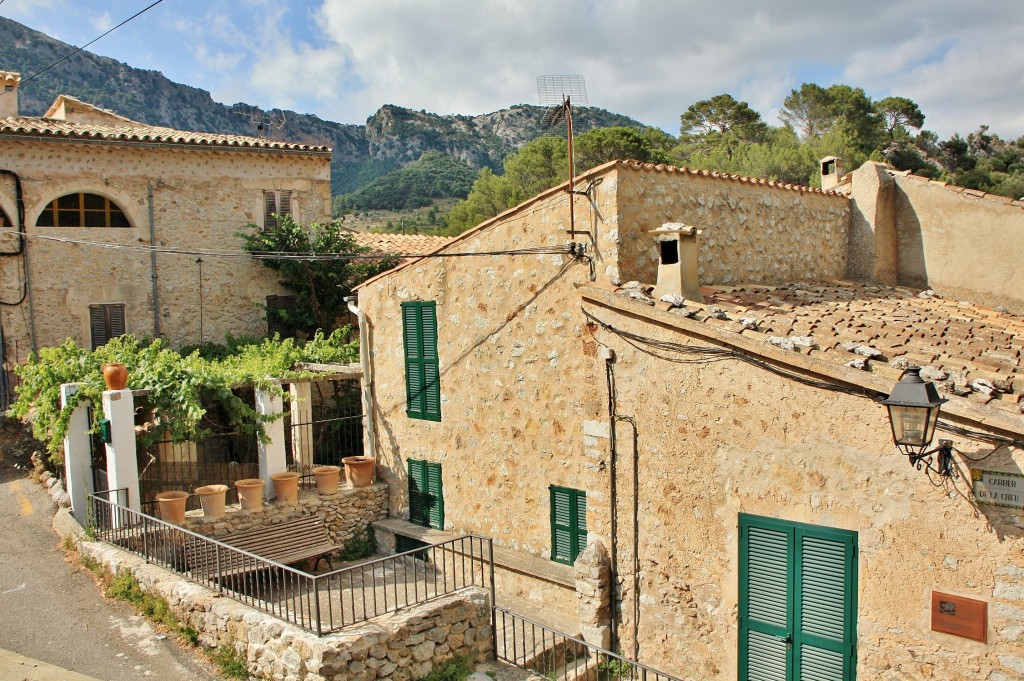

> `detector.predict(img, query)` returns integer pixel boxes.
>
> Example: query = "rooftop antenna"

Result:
[232,105,287,139]
[537,75,588,239]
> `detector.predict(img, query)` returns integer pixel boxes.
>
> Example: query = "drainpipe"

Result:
[345,295,377,463]
[147,185,160,337]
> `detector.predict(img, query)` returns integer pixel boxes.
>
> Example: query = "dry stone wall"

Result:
[181,484,388,546]
[78,540,491,681]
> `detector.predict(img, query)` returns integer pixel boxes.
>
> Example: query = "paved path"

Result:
[0,453,218,681]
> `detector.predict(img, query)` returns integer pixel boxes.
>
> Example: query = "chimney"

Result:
[650,223,704,303]
[820,156,845,191]
[0,71,20,118]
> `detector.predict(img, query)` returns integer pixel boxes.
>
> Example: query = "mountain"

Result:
[0,16,647,197]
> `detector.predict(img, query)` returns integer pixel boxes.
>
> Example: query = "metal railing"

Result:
[88,493,493,636]
[286,379,364,489]
[494,608,682,681]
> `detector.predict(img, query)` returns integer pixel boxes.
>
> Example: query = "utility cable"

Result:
[6,1,167,93]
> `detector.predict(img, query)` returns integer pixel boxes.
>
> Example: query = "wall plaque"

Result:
[931,591,987,643]
[972,469,1024,510]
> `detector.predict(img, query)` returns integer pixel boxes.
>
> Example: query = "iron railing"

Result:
[88,493,493,636]
[286,379,363,489]
[494,607,682,681]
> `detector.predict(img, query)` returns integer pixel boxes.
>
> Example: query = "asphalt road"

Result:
[0,447,219,680]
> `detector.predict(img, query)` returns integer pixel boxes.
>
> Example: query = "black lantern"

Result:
[882,366,955,477]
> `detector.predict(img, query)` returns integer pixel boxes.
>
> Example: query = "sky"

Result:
[2,0,1023,140]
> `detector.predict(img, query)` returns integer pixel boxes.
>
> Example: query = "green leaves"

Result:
[11,332,360,463]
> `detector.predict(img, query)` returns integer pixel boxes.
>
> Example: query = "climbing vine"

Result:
[9,330,359,464]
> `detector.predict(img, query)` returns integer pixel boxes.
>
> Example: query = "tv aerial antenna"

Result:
[537,75,588,239]
[232,105,287,139]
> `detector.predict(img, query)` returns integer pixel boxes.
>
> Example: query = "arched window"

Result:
[36,193,130,227]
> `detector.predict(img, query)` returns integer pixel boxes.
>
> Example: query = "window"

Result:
[550,486,587,565]
[408,459,443,530]
[265,295,297,338]
[402,301,441,421]
[89,303,126,349]
[739,514,858,681]
[263,190,292,229]
[37,193,130,227]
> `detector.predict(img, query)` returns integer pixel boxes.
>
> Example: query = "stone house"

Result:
[353,156,1024,680]
[0,70,332,365]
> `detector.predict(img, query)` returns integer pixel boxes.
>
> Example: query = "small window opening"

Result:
[660,240,679,265]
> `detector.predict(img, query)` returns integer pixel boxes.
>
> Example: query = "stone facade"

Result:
[181,484,388,547]
[356,160,1024,680]
[78,539,491,681]
[0,91,331,362]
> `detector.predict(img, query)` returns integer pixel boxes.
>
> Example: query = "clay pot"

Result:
[102,363,128,390]
[234,478,265,511]
[271,471,300,505]
[312,465,341,496]
[155,490,188,524]
[194,484,228,519]
[342,456,375,488]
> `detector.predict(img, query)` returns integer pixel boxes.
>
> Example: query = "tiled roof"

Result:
[608,160,848,198]
[616,281,1024,416]
[0,114,330,153]
[352,232,454,256]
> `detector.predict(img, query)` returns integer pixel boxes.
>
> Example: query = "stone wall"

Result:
[182,484,388,547]
[580,290,1024,681]
[78,540,491,681]
[606,165,850,287]
[0,137,331,361]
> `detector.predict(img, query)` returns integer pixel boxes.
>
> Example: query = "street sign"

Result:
[972,469,1024,510]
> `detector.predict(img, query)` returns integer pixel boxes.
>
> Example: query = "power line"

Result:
[8,1,167,92]
[0,229,582,262]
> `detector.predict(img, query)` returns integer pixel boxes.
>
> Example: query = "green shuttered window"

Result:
[550,486,587,565]
[402,301,441,421]
[739,514,858,681]
[408,459,443,530]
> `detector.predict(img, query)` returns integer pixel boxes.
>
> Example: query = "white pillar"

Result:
[61,384,92,524]
[102,389,140,512]
[256,385,286,500]
[289,381,314,468]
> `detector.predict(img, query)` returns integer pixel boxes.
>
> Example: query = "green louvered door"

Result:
[739,514,858,681]
[550,486,587,565]
[402,301,441,421]
[408,459,443,529]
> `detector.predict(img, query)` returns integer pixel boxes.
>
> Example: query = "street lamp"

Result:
[882,366,955,478]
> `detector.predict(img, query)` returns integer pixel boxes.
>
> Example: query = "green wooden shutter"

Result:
[425,461,444,530]
[408,459,427,526]
[739,514,857,681]
[795,529,857,681]
[550,486,586,565]
[402,302,441,421]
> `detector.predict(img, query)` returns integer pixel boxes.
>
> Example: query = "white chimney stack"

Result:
[0,71,20,118]
[650,223,704,303]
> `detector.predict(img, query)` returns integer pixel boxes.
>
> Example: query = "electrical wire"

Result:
[8,1,167,92]
[0,230,579,261]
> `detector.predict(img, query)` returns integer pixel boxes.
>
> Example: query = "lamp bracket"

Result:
[903,439,956,478]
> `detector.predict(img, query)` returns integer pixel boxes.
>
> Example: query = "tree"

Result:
[678,94,768,159]
[239,215,398,335]
[574,126,671,171]
[779,83,833,139]
[876,96,925,141]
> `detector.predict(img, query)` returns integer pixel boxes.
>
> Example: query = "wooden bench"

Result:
[185,515,340,580]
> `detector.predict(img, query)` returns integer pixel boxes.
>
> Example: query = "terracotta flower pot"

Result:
[235,478,265,511]
[342,456,375,488]
[102,363,128,390]
[271,471,300,505]
[312,465,341,496]
[194,484,228,519]
[155,490,189,524]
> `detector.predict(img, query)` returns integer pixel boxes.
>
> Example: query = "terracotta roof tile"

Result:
[613,160,846,198]
[352,232,454,257]
[636,281,1024,406]
[0,115,330,153]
